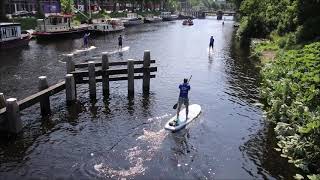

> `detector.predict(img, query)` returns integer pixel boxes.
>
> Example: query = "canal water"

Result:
[0,18,299,179]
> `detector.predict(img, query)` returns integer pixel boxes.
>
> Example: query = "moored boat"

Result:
[161,12,179,21]
[171,14,179,20]
[144,15,162,23]
[88,18,125,33]
[0,23,31,50]
[121,13,144,27]
[33,14,88,39]
[160,12,173,21]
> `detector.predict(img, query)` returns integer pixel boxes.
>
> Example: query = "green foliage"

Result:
[60,0,74,14]
[260,42,320,176]
[201,0,219,9]
[12,18,37,30]
[109,11,127,18]
[307,174,320,180]
[237,0,320,43]
[91,10,111,19]
[249,39,279,61]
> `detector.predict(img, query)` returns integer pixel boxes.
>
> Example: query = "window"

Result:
[51,18,58,25]
[14,27,18,37]
[2,29,6,38]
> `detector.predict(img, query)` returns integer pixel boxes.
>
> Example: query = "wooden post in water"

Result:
[88,61,96,99]
[0,93,5,109]
[127,59,134,97]
[65,74,76,105]
[6,98,22,134]
[143,50,151,94]
[38,76,51,116]
[66,54,75,73]
[102,53,110,96]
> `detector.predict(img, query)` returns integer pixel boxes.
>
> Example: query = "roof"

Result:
[0,22,21,27]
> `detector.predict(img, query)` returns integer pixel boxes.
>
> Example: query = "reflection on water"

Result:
[0,19,299,179]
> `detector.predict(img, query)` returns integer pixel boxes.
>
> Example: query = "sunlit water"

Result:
[0,17,299,179]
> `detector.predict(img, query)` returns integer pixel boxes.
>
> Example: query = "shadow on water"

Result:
[240,121,303,179]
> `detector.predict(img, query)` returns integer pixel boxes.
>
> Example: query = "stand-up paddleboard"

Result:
[62,46,97,56]
[207,47,214,55]
[73,46,97,54]
[103,46,130,55]
[165,104,201,132]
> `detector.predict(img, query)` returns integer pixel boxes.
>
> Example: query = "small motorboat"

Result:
[182,19,193,26]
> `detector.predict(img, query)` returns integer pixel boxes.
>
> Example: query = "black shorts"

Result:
[118,42,122,46]
[209,43,213,47]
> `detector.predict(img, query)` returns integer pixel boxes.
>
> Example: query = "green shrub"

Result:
[12,17,37,30]
[261,42,320,177]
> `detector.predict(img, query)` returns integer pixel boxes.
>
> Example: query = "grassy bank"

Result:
[255,40,320,179]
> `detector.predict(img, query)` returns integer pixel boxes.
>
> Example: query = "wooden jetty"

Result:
[0,50,157,134]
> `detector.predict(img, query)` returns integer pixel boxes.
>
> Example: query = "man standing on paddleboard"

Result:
[174,78,191,125]
[118,35,123,50]
[83,32,90,49]
[209,36,214,51]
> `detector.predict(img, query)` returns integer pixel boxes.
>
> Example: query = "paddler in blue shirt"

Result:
[174,78,191,125]
[83,32,90,49]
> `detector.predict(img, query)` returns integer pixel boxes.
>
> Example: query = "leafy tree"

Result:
[61,0,75,14]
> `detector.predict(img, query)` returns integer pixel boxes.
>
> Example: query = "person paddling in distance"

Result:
[118,35,123,51]
[209,36,214,51]
[174,78,191,126]
[83,32,90,49]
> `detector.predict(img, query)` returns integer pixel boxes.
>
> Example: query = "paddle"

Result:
[173,75,192,109]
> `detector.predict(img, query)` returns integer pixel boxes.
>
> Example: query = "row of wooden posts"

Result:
[0,50,157,134]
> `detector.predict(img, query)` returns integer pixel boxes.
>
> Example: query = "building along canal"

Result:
[0,18,300,179]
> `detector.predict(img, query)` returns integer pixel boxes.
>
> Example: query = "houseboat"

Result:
[160,12,179,21]
[144,15,162,23]
[121,13,144,27]
[88,18,125,33]
[0,23,31,49]
[33,14,88,39]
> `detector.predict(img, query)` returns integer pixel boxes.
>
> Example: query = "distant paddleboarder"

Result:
[83,32,90,49]
[174,78,191,126]
[118,35,123,50]
[209,36,214,51]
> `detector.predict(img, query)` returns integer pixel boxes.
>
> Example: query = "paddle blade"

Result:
[173,103,178,109]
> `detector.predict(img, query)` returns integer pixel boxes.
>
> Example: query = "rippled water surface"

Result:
[0,18,299,179]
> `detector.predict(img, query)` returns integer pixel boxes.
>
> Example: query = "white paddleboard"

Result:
[165,104,201,132]
[103,46,130,55]
[73,46,97,54]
